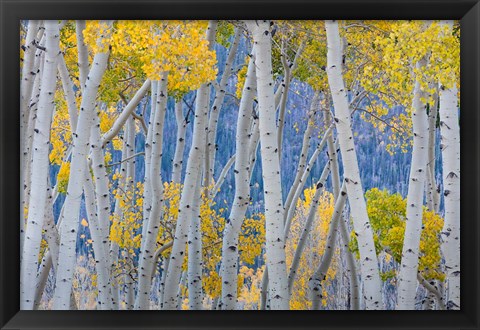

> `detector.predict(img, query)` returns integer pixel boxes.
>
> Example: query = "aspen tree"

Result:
[53,21,111,309]
[135,75,168,310]
[325,20,383,309]
[162,21,218,310]
[246,20,289,310]
[397,58,429,310]
[21,21,60,310]
[220,51,256,309]
[438,20,460,310]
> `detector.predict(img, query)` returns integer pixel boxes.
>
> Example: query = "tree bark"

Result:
[220,51,256,309]
[172,100,187,184]
[325,20,383,310]
[396,58,429,310]
[21,21,60,310]
[247,20,289,310]
[135,75,168,310]
[187,176,203,309]
[75,20,89,92]
[439,82,460,310]
[309,181,347,310]
[162,21,218,310]
[287,168,332,294]
[53,24,110,309]
[204,28,241,186]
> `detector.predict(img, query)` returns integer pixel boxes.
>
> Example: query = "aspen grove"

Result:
[20,20,459,310]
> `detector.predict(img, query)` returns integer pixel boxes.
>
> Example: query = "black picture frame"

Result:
[1,0,479,329]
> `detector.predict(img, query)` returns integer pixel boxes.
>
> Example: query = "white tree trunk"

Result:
[21,21,60,310]
[204,28,241,186]
[83,169,112,309]
[162,20,217,310]
[220,52,256,309]
[277,41,305,161]
[75,20,90,92]
[247,20,289,310]
[101,79,151,147]
[283,92,319,223]
[325,20,383,310]
[140,81,158,252]
[187,176,203,310]
[425,86,439,212]
[172,100,187,184]
[439,82,460,309]
[288,167,332,293]
[309,181,347,310]
[396,58,429,310]
[22,47,45,253]
[21,20,41,138]
[89,110,115,309]
[135,75,168,310]
[283,128,333,237]
[53,26,110,309]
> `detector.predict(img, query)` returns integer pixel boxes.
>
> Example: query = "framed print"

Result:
[1,0,479,329]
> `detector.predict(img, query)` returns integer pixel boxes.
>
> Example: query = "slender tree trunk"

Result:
[21,21,60,310]
[220,52,256,309]
[109,141,128,308]
[123,115,136,310]
[187,176,203,309]
[101,79,151,147]
[325,105,360,310]
[439,81,460,310]
[276,41,305,161]
[53,25,110,309]
[325,20,383,310]
[283,92,319,223]
[75,20,89,92]
[260,134,334,310]
[210,155,236,200]
[247,20,289,310]
[22,47,44,253]
[135,75,168,310]
[425,86,440,212]
[20,20,41,223]
[287,167,332,293]
[89,109,115,309]
[283,128,333,238]
[162,21,218,310]
[204,28,241,186]
[83,169,112,310]
[140,81,158,252]
[172,100,187,184]
[396,58,429,310]
[310,181,347,310]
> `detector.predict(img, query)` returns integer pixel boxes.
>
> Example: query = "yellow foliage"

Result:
[286,186,336,309]
[57,161,71,194]
[239,213,265,265]
[349,188,445,281]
